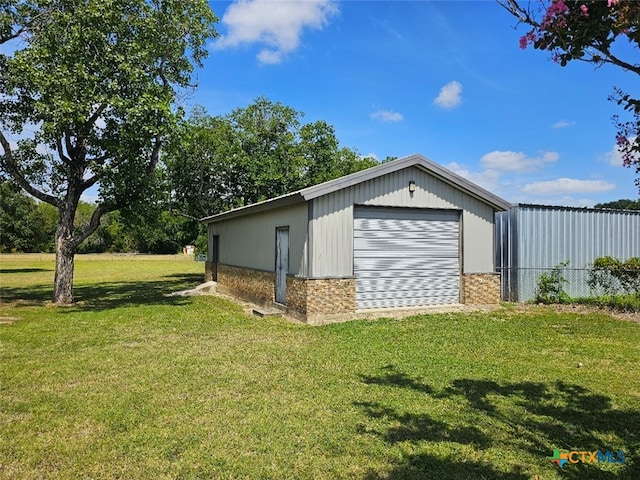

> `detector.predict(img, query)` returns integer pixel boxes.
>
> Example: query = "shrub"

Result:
[535,261,570,304]
[588,256,640,298]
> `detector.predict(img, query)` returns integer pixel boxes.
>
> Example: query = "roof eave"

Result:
[200,192,305,223]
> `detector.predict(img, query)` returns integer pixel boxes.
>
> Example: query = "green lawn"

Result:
[1,255,639,479]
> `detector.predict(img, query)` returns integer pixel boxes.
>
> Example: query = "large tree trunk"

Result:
[52,195,79,305]
[53,238,75,305]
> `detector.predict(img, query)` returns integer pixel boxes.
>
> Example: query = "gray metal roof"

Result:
[201,153,511,223]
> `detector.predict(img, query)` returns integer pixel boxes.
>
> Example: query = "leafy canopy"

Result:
[165,97,378,219]
[0,0,217,230]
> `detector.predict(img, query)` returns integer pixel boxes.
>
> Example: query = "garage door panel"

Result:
[355,209,460,222]
[354,248,458,259]
[355,266,458,279]
[354,207,460,309]
[355,223,458,237]
[356,291,460,302]
[359,296,459,309]
[356,276,459,289]
[355,257,460,271]
[357,285,459,298]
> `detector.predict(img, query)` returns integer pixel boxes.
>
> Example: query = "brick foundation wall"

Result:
[462,273,501,304]
[286,276,308,315]
[217,264,275,307]
[306,278,356,316]
[216,264,357,321]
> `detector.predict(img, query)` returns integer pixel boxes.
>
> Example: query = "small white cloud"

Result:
[434,81,462,109]
[214,0,339,65]
[480,150,558,173]
[370,110,403,122]
[523,178,616,195]
[552,120,575,129]
[257,49,283,65]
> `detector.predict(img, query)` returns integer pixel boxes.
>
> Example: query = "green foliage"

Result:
[165,98,378,219]
[194,231,208,256]
[0,180,55,252]
[572,294,640,313]
[535,261,570,304]
[594,198,640,210]
[588,255,640,298]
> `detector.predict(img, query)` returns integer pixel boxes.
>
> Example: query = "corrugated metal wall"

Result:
[310,166,496,277]
[210,202,308,276]
[496,204,640,301]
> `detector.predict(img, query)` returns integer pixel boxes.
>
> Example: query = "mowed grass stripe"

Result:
[1,255,639,479]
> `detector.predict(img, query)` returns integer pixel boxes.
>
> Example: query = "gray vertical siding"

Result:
[210,202,308,276]
[310,166,496,277]
[496,205,640,301]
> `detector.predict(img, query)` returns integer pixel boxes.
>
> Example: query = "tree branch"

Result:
[0,26,25,45]
[146,134,162,177]
[0,131,62,207]
[56,137,73,166]
[594,47,640,76]
[71,202,114,247]
[497,0,540,28]
[87,104,107,128]
[81,173,100,190]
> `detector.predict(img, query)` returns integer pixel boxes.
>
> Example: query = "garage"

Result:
[354,206,461,309]
[203,154,509,323]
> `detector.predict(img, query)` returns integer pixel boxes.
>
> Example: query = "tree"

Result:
[594,198,640,210]
[165,98,378,220]
[499,0,640,192]
[0,0,217,304]
[0,179,55,252]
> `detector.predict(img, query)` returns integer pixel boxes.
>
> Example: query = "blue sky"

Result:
[183,0,639,207]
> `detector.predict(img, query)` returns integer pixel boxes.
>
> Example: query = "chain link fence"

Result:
[497,267,639,302]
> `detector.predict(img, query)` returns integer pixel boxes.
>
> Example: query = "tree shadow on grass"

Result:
[356,365,639,479]
[0,274,204,311]
[0,267,53,274]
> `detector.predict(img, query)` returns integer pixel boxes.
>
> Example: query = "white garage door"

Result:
[354,207,460,309]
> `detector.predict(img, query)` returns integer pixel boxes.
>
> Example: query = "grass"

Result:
[571,294,640,313]
[1,254,639,479]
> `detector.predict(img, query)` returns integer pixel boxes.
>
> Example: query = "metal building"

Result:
[202,154,510,323]
[496,204,640,301]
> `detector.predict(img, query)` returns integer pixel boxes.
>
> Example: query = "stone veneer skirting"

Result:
[216,264,276,307]
[214,264,356,321]
[212,264,500,322]
[462,273,501,304]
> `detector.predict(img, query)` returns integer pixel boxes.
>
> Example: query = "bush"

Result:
[587,256,640,298]
[535,261,570,304]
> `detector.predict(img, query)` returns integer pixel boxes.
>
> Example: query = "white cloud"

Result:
[480,150,558,173]
[434,81,462,109]
[370,110,403,122]
[552,120,575,129]
[213,0,339,64]
[523,178,615,195]
[603,136,638,167]
[446,161,502,193]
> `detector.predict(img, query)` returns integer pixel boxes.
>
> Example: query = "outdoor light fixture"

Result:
[408,180,416,193]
